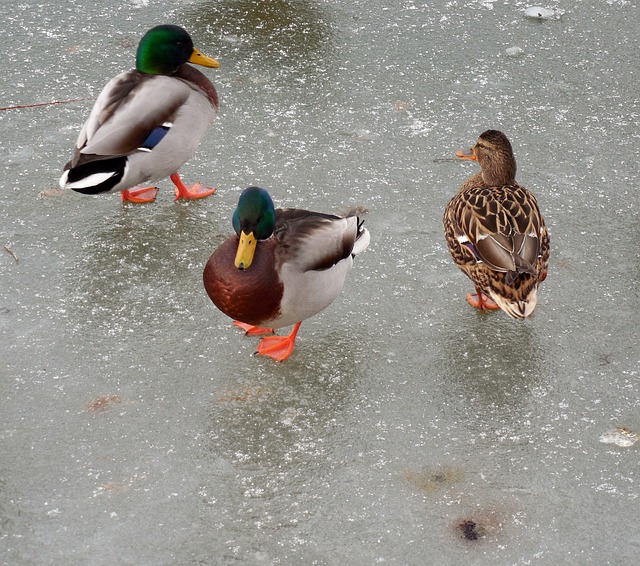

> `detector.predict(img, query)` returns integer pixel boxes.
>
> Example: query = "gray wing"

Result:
[74,72,188,159]
[274,209,359,272]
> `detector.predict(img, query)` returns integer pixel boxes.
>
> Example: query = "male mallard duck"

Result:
[60,24,220,203]
[203,187,370,361]
[443,130,549,319]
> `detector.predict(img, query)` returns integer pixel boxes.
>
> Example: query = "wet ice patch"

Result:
[403,465,464,493]
[599,427,640,447]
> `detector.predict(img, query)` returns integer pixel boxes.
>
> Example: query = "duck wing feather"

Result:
[274,209,360,272]
[456,185,543,283]
[71,71,189,164]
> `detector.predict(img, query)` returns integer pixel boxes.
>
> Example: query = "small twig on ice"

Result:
[3,245,19,264]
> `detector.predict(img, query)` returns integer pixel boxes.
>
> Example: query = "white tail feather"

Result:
[489,286,538,319]
[59,170,117,190]
[352,227,370,256]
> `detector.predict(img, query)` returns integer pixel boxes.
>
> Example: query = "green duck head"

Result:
[136,24,220,76]
[232,187,276,270]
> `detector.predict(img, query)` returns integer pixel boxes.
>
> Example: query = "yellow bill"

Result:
[189,48,221,68]
[234,231,257,270]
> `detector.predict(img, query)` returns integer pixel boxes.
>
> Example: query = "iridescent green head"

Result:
[135,24,220,76]
[232,187,276,270]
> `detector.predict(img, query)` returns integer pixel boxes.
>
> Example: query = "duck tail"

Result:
[489,286,538,319]
[59,156,127,195]
[352,218,370,257]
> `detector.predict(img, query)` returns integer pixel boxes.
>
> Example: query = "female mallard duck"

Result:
[443,130,549,319]
[59,25,220,203]
[203,187,370,361]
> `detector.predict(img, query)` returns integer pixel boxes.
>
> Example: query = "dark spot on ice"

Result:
[458,519,484,541]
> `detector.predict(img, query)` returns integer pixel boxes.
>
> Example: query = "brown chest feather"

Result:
[203,237,283,326]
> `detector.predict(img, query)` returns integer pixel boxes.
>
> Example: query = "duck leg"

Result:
[171,173,216,200]
[233,321,274,336]
[466,286,500,311]
[121,187,159,203]
[255,322,302,362]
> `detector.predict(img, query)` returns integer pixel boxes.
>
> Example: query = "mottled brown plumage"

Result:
[443,130,550,319]
[203,236,284,326]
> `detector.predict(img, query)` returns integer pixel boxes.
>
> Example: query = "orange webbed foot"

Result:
[233,321,275,336]
[255,322,302,362]
[171,173,216,200]
[121,187,159,203]
[466,292,500,311]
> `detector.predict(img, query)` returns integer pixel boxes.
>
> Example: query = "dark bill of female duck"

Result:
[59,24,221,204]
[203,187,370,361]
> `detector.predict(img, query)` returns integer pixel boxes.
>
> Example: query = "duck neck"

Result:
[174,64,219,108]
[481,154,517,186]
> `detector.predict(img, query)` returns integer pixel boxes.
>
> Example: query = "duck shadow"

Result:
[64,204,224,338]
[436,309,547,419]
[205,325,366,458]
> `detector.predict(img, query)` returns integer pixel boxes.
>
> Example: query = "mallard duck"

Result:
[443,130,549,319]
[59,25,220,203]
[203,187,370,361]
